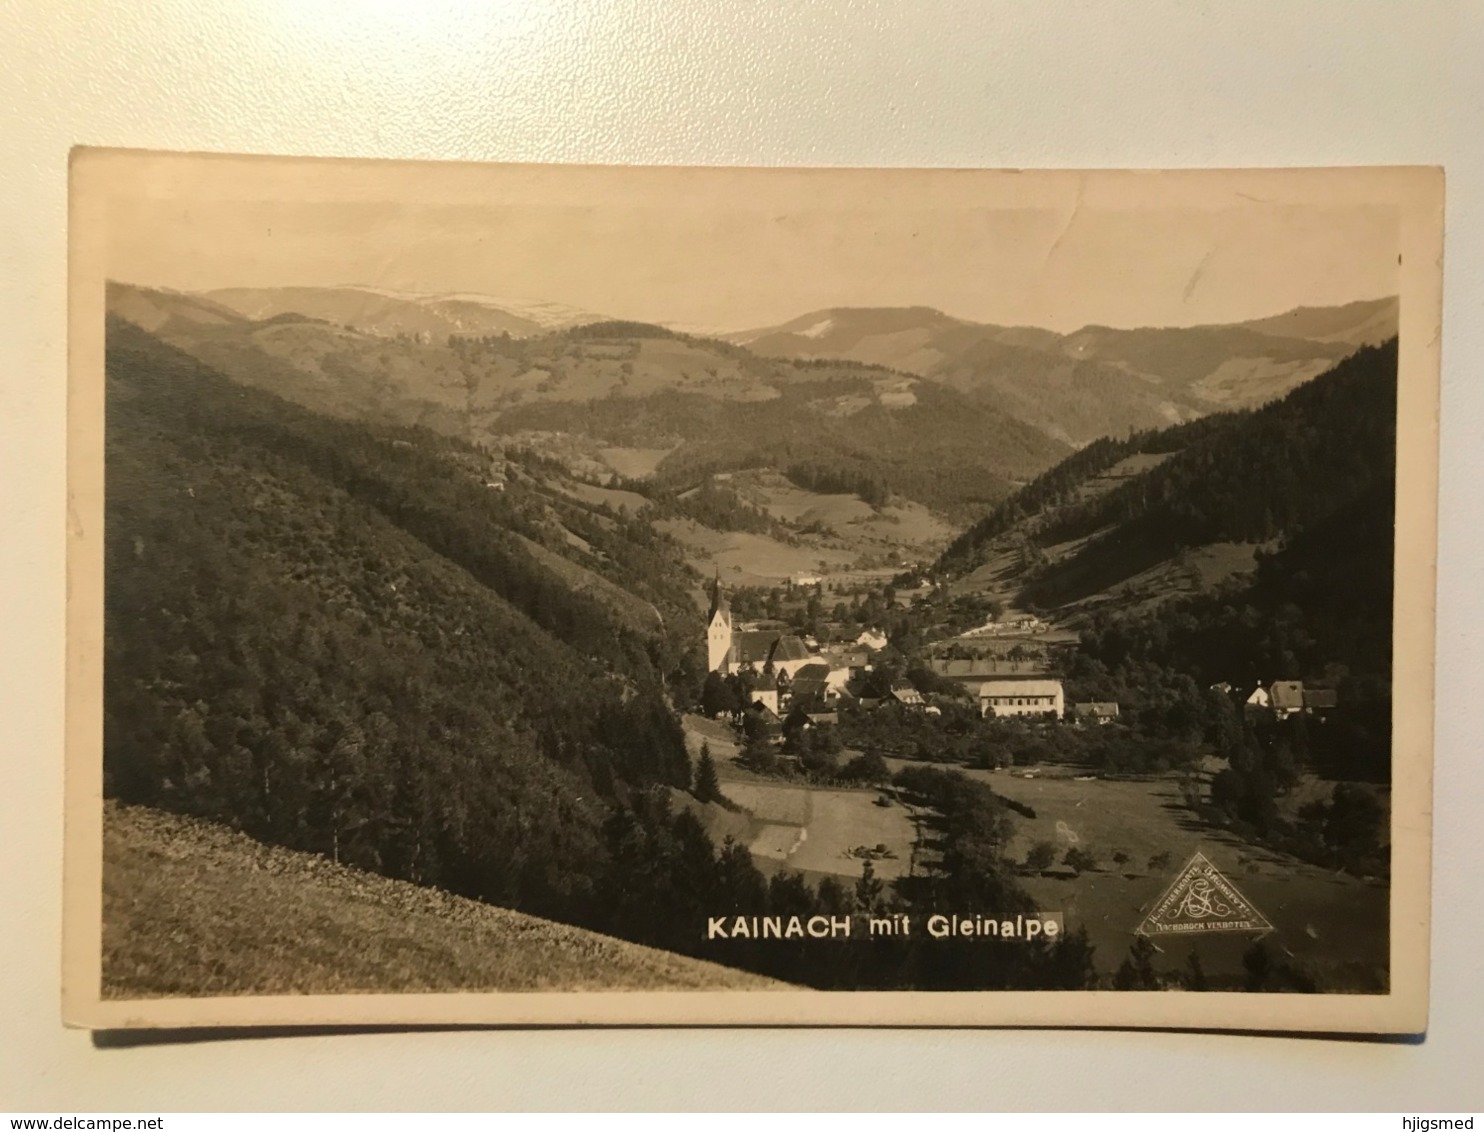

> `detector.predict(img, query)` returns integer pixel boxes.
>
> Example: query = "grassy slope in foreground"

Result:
[103,802,782,997]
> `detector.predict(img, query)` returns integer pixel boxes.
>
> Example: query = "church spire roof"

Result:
[707,570,730,622]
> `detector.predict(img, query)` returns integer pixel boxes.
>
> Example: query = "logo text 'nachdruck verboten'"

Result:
[1136,851,1273,937]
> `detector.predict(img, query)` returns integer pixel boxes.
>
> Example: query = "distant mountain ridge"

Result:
[106,282,1071,520]
[106,281,1396,520]
[730,298,1397,446]
[204,284,611,340]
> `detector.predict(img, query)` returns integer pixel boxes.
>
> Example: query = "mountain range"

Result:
[206,284,610,338]
[105,283,1066,521]
[105,282,1395,523]
[730,298,1396,446]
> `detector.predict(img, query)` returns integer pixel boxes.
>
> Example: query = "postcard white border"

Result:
[64,153,1442,1033]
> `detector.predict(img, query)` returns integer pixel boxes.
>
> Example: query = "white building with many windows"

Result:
[977,677,1065,719]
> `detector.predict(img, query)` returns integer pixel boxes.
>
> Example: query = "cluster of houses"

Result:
[709,579,1151,731]
[1213,680,1339,720]
[706,581,1121,728]
[705,580,1338,738]
[706,578,882,724]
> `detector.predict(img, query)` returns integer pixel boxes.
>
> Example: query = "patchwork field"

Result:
[681,715,916,881]
[721,781,916,881]
[652,467,954,585]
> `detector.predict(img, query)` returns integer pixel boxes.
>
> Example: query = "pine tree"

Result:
[1185,951,1208,991]
[854,858,884,915]
[693,743,722,804]
[1113,935,1161,990]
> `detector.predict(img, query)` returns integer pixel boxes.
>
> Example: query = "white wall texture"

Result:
[3,0,1481,1112]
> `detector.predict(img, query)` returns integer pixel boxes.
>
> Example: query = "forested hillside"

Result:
[105,318,707,920]
[937,341,1397,611]
[102,318,1093,989]
[1021,341,1396,609]
[935,413,1235,577]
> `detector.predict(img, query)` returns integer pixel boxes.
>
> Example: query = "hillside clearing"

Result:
[653,517,861,585]
[720,782,917,881]
[552,478,653,514]
[103,802,782,998]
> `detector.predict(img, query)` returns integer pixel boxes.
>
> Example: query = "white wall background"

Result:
[3,0,1481,1112]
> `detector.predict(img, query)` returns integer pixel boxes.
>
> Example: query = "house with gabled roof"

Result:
[742,698,783,738]
[1239,682,1271,718]
[787,660,852,708]
[1071,701,1120,725]
[822,646,871,674]
[1268,680,1306,720]
[749,688,780,715]
[888,682,925,708]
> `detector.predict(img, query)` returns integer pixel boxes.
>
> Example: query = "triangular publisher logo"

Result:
[1136,851,1273,937]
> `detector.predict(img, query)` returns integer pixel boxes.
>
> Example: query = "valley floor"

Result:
[101,801,783,998]
[907,762,1390,990]
[682,715,1389,991]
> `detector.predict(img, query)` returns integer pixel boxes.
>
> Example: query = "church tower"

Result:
[706,572,733,673]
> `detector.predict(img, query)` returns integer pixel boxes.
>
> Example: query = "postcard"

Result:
[65,152,1441,1031]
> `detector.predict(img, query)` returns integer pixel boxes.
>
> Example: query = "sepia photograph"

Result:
[63,153,1441,1032]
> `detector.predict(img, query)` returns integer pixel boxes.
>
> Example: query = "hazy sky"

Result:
[109,193,1398,334]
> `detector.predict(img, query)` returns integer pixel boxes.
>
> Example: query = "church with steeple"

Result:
[704,574,815,678]
[706,574,734,673]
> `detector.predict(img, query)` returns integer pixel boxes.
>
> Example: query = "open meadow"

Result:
[682,712,1388,989]
[721,781,917,881]
[886,758,1390,989]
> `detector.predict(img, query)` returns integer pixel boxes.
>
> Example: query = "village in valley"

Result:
[684,554,1385,989]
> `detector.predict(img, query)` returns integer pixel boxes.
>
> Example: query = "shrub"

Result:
[1064,846,1100,873]
[1025,841,1057,871]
